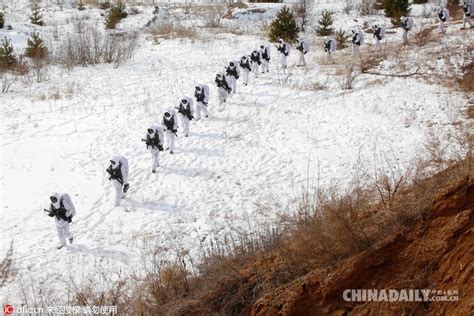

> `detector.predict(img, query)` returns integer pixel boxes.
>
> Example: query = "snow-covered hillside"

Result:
[1,1,472,305]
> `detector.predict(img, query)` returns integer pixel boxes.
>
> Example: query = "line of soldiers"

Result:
[44,83,211,248]
[323,4,472,60]
[214,43,272,105]
[43,5,473,249]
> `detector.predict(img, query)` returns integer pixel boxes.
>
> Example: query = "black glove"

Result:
[123,183,129,193]
[173,129,178,133]
[67,216,72,223]
[158,145,164,151]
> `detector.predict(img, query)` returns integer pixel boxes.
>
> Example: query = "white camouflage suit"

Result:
[373,25,385,51]
[163,109,179,154]
[225,61,240,94]
[250,50,261,78]
[239,55,251,86]
[351,30,364,55]
[48,192,76,248]
[107,155,129,206]
[324,37,336,62]
[194,84,210,120]
[259,45,270,73]
[296,39,309,66]
[215,72,231,105]
[177,97,194,137]
[400,17,414,45]
[462,2,473,29]
[437,7,449,34]
[277,39,290,68]
[144,125,164,173]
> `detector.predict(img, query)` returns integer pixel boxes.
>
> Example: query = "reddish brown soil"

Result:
[250,178,474,316]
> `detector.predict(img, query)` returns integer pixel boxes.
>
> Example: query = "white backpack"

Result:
[60,193,76,218]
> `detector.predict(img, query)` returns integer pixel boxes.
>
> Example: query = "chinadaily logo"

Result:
[343,289,459,302]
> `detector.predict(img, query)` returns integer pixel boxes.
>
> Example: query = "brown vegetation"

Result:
[458,61,474,92]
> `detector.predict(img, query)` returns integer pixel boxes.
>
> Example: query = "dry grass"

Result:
[414,26,437,47]
[148,23,198,40]
[0,241,15,287]
[467,106,474,119]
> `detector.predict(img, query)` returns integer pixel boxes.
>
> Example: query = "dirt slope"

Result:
[251,177,474,316]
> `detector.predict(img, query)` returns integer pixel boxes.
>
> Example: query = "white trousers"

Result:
[326,52,334,63]
[280,54,287,68]
[375,38,382,51]
[149,148,160,171]
[352,44,360,55]
[403,30,409,45]
[165,130,175,153]
[56,223,71,246]
[217,87,228,104]
[463,15,472,28]
[229,76,237,94]
[180,115,190,136]
[112,179,124,206]
[439,19,446,33]
[195,101,209,120]
[298,51,306,66]
[261,60,269,73]
[250,62,259,78]
[241,69,249,85]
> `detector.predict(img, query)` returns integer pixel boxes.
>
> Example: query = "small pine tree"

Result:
[104,1,127,29]
[269,6,299,43]
[335,28,351,49]
[383,0,411,26]
[30,5,44,26]
[0,11,5,29]
[0,37,18,70]
[316,10,334,36]
[77,0,86,11]
[25,32,48,60]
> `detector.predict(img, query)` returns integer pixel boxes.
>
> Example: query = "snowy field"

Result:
[1,1,472,304]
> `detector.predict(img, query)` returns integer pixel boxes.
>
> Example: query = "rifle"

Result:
[175,106,194,121]
[44,208,72,223]
[106,165,123,185]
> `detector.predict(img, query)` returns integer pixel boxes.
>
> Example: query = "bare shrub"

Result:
[356,153,417,212]
[203,13,221,28]
[358,0,376,15]
[359,53,384,73]
[148,23,198,40]
[293,0,309,32]
[1,73,14,93]
[30,56,49,82]
[344,0,355,14]
[0,241,15,287]
[55,25,138,69]
[341,63,358,89]
[414,25,436,47]
[103,32,139,68]
[276,69,293,86]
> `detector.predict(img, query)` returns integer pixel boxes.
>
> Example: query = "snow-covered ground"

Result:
[1,1,472,304]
